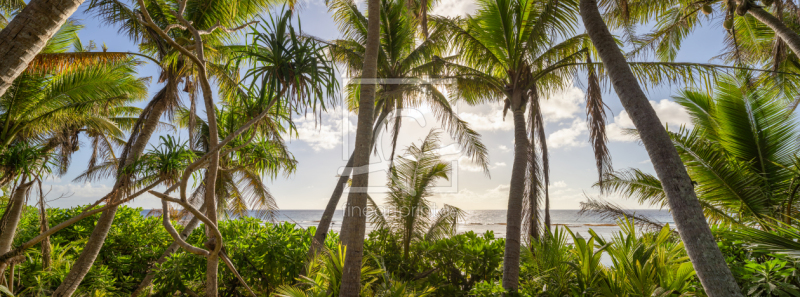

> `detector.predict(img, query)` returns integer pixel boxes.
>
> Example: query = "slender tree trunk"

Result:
[527,180,538,243]
[0,0,86,97]
[53,79,176,297]
[190,36,222,297]
[420,0,428,38]
[37,180,50,270]
[310,111,389,254]
[200,87,221,297]
[7,264,12,293]
[744,5,800,58]
[544,191,550,230]
[501,110,528,293]
[580,1,742,295]
[131,208,204,297]
[0,179,32,260]
[338,0,381,294]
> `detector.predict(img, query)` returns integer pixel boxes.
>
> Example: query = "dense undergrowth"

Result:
[6,206,800,296]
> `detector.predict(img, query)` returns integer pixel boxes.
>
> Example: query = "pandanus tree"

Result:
[183,106,296,220]
[367,130,465,261]
[597,74,799,227]
[138,8,336,296]
[311,0,488,252]
[131,111,295,295]
[579,0,743,295]
[50,0,290,294]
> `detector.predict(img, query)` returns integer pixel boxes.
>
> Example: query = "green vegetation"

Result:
[4,0,800,295]
[8,204,800,296]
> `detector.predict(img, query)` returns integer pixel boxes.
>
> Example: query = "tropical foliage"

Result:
[5,0,800,295]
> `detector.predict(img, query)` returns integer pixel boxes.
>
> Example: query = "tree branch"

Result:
[199,21,258,35]
[160,199,209,256]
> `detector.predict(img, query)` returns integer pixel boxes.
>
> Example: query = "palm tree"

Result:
[338,0,382,294]
[0,0,87,97]
[0,24,146,282]
[579,0,743,295]
[596,74,798,226]
[132,7,336,295]
[0,21,148,153]
[433,0,600,290]
[311,0,488,251]
[368,130,465,260]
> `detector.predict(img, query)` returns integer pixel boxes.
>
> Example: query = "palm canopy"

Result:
[368,130,465,259]
[325,0,489,172]
[597,73,800,226]
[85,0,292,146]
[601,0,800,110]
[0,22,148,174]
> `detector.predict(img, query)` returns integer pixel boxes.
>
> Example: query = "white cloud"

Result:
[431,0,478,17]
[432,184,510,209]
[551,180,567,188]
[46,182,114,207]
[494,162,507,167]
[459,105,514,131]
[457,156,485,172]
[291,113,354,151]
[540,85,585,123]
[498,145,509,151]
[607,99,692,142]
[547,118,587,148]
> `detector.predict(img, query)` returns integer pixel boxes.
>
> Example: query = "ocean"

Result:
[256,209,672,239]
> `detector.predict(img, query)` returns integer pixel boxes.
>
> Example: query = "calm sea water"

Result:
[146,209,674,239]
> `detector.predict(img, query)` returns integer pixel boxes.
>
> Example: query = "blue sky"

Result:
[41,0,729,210]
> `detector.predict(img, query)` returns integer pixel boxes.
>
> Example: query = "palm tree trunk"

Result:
[37,180,50,270]
[53,79,176,297]
[420,0,429,38]
[579,1,742,296]
[501,110,528,293]
[338,0,381,294]
[310,110,389,254]
[744,5,800,58]
[0,0,85,97]
[544,191,550,230]
[527,180,539,243]
[131,207,205,297]
[0,179,33,267]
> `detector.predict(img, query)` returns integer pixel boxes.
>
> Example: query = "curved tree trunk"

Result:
[579,0,742,296]
[0,179,33,258]
[131,207,204,297]
[0,0,85,97]
[501,110,528,293]
[310,110,389,254]
[53,78,176,297]
[338,0,381,294]
[744,5,800,58]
